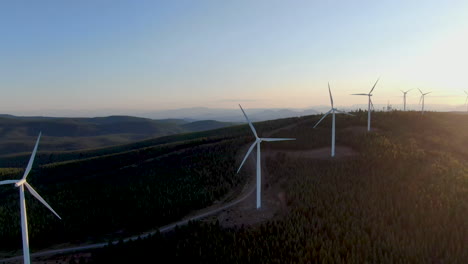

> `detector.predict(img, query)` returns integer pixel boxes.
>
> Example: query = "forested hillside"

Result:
[0,116,297,257]
[86,111,467,264]
[0,115,236,155]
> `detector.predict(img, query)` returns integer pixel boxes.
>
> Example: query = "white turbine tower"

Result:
[314,83,353,157]
[418,89,431,114]
[0,133,61,264]
[351,78,380,131]
[464,91,468,112]
[236,105,295,209]
[400,89,413,111]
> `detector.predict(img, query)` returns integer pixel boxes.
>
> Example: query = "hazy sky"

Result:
[1,0,468,115]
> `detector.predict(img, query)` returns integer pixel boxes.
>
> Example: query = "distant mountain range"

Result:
[0,115,237,155]
[138,107,322,122]
[5,103,465,122]
[0,107,324,123]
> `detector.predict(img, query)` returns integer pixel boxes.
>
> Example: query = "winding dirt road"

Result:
[0,179,256,263]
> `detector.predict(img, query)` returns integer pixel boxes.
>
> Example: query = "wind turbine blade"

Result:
[406,88,414,93]
[22,132,42,180]
[369,78,380,94]
[239,105,258,139]
[424,92,431,95]
[261,138,296,142]
[335,109,354,116]
[370,98,375,111]
[0,180,18,185]
[237,141,258,173]
[418,88,423,94]
[313,110,332,128]
[24,182,61,220]
[351,93,369,96]
[328,83,334,108]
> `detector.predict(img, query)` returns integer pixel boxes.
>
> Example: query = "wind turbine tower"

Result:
[237,105,295,209]
[464,91,468,112]
[351,78,380,131]
[0,133,61,264]
[314,83,353,157]
[400,89,413,111]
[418,89,431,115]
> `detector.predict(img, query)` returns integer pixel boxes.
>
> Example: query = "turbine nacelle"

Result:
[401,89,413,95]
[351,78,379,98]
[15,179,26,187]
[418,88,431,96]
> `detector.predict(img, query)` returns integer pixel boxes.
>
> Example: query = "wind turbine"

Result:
[400,89,413,111]
[351,78,379,131]
[418,89,431,114]
[314,83,353,157]
[0,133,61,264]
[464,91,468,112]
[236,105,295,209]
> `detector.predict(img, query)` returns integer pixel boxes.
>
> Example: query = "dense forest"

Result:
[90,112,467,264]
[0,116,297,253]
[0,112,467,263]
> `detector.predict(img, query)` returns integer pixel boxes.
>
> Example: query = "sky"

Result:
[1,0,468,116]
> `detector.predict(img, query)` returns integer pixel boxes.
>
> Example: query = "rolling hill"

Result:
[0,115,237,155]
[0,111,466,263]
